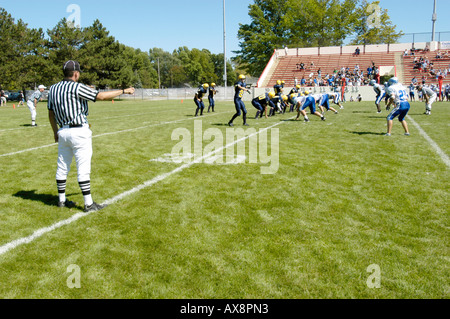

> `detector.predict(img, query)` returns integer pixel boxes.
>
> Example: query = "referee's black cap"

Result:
[63,60,83,73]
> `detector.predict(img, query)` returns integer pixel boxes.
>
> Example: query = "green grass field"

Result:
[0,98,448,299]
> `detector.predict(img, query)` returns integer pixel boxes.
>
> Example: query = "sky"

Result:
[1,0,450,58]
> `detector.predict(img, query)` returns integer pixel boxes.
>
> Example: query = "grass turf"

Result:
[0,98,448,298]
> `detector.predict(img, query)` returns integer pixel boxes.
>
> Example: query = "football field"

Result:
[0,98,448,299]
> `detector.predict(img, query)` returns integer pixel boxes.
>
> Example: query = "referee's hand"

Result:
[124,87,135,95]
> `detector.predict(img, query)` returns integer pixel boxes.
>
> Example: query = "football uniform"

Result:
[387,83,410,122]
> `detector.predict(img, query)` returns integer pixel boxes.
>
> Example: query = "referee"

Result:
[48,60,135,212]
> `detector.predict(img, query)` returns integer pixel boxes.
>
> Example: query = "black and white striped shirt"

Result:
[47,80,99,127]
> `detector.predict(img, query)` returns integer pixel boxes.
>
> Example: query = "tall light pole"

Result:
[223,0,227,100]
[431,0,437,41]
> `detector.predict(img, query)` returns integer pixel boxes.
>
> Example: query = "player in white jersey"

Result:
[369,80,385,113]
[385,77,410,136]
[417,84,437,115]
[316,93,339,114]
[328,92,344,109]
[27,85,46,127]
[291,91,326,122]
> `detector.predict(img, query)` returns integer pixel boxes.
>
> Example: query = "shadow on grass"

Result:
[349,131,386,136]
[13,190,81,209]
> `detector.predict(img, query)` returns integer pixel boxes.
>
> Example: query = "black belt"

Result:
[69,124,84,128]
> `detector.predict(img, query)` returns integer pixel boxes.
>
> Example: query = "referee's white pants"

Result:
[56,126,93,182]
[426,95,436,111]
[26,101,36,121]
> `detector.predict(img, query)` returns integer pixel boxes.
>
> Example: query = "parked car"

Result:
[6,91,23,102]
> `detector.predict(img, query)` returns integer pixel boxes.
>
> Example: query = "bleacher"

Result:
[266,52,397,88]
[402,50,450,85]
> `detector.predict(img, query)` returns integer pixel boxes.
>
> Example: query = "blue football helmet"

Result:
[388,77,399,86]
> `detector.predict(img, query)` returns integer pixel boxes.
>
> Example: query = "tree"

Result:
[235,0,291,76]
[235,0,401,77]
[0,8,49,90]
[350,0,403,45]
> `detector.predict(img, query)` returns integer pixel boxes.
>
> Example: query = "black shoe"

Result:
[84,202,107,213]
[58,200,77,208]
[243,123,249,126]
[321,117,326,121]
[31,124,37,127]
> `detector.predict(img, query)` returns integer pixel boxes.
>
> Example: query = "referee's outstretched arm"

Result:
[97,87,135,101]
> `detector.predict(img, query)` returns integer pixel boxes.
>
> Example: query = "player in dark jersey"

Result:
[228,75,250,126]
[207,83,217,113]
[252,91,276,119]
[194,83,209,117]
[288,85,301,112]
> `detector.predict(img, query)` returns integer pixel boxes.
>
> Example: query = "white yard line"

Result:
[0,111,230,158]
[0,118,290,256]
[407,115,450,169]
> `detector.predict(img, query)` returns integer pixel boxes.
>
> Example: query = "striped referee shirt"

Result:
[47,80,99,127]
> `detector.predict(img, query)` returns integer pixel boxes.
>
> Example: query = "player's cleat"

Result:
[31,124,38,127]
[385,133,391,136]
[334,111,338,114]
[304,118,310,122]
[321,117,326,121]
[405,133,410,136]
[377,111,382,114]
[84,202,107,213]
[58,200,77,208]
[228,122,234,127]
[243,123,249,126]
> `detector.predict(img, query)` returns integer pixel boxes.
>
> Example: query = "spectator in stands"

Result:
[301,76,306,86]
[317,68,322,79]
[300,62,305,70]
[353,47,360,56]
[411,77,417,85]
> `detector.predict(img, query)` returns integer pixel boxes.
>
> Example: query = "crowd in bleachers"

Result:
[293,60,381,88]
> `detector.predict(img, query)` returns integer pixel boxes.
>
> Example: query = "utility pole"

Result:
[223,0,227,101]
[431,0,437,41]
[157,57,161,90]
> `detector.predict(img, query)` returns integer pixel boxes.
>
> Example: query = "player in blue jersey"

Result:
[228,75,250,126]
[194,83,209,117]
[293,91,326,122]
[369,79,385,113]
[385,77,410,136]
[252,91,277,119]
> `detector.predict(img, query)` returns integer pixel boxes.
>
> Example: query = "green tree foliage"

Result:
[0,8,49,90]
[0,8,234,90]
[350,0,403,45]
[236,0,403,76]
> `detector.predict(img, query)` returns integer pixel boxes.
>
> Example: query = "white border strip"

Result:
[407,115,450,169]
[0,118,291,256]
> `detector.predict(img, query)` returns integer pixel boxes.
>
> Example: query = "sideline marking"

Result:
[407,115,450,169]
[0,111,231,158]
[0,119,290,256]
